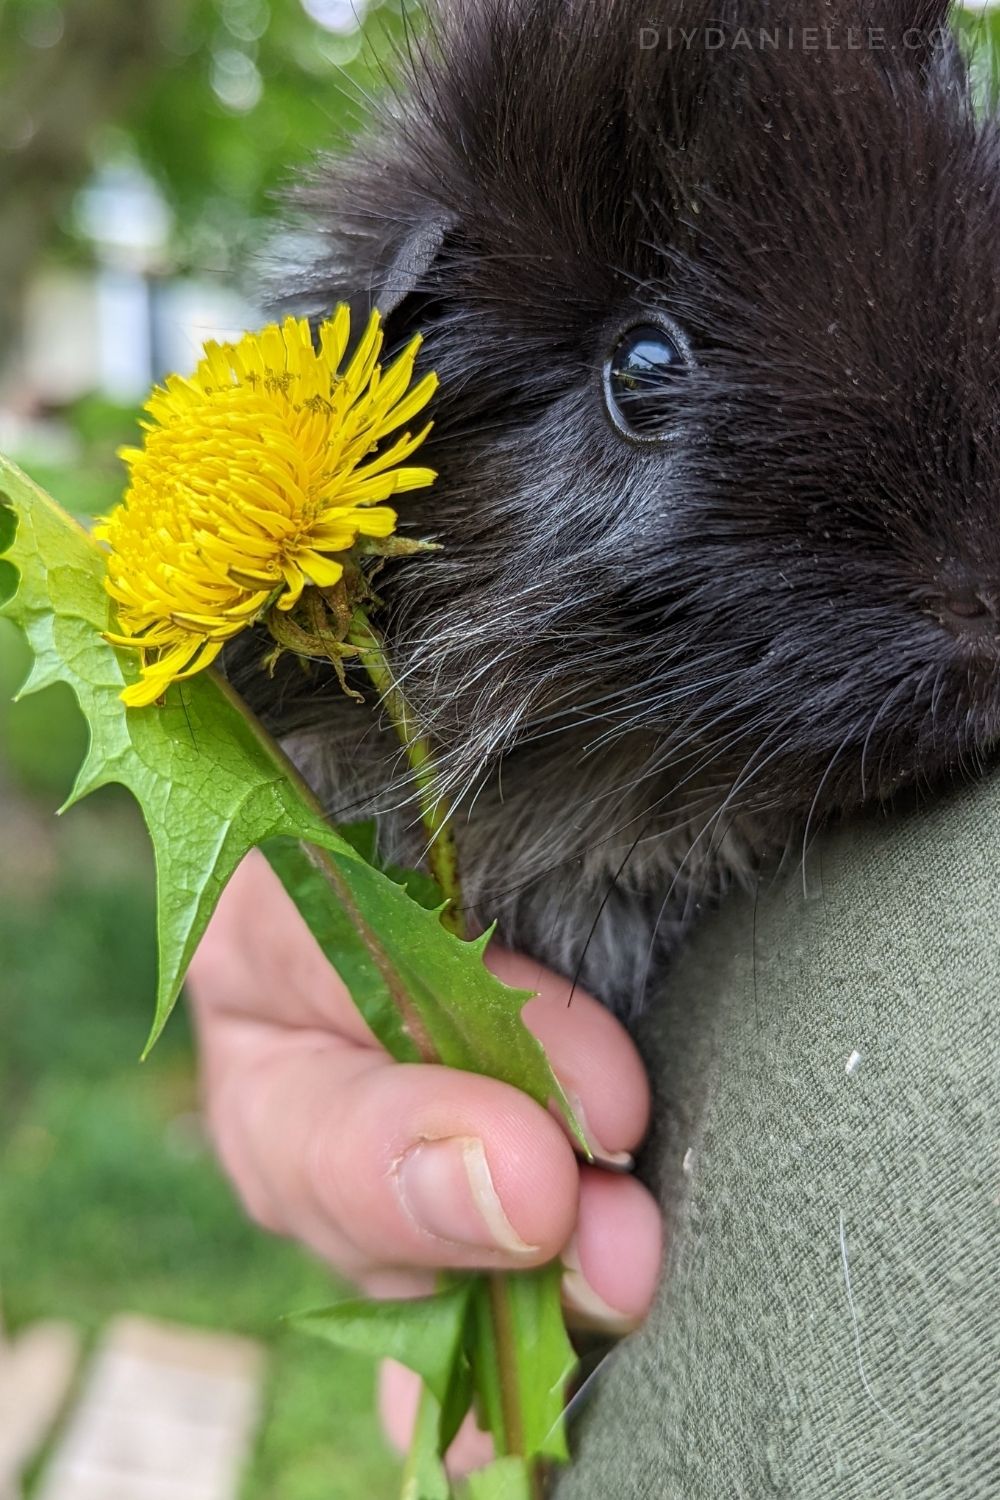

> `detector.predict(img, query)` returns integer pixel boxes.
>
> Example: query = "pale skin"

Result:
[187,850,663,1471]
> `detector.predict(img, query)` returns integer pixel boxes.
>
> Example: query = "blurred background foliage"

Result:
[0,0,415,1494]
[0,0,412,350]
[1,2,999,1496]
[955,0,1000,102]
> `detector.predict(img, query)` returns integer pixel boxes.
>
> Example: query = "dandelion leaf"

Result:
[468,1266,576,1464]
[0,456,583,1155]
[290,1282,473,1437]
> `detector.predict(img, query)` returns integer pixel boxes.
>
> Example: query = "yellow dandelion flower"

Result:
[96,306,438,707]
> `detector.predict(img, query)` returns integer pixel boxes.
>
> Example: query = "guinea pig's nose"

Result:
[933,589,1000,637]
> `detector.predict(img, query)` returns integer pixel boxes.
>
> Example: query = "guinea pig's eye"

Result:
[603,321,690,441]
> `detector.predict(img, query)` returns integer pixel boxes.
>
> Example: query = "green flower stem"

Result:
[347,608,465,937]
[399,1382,448,1500]
[487,1272,526,1459]
[347,607,545,1495]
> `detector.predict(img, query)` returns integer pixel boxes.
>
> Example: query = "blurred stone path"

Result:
[0,1315,80,1500]
[1,1314,264,1500]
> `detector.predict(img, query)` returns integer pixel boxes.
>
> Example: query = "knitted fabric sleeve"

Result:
[555,776,999,1499]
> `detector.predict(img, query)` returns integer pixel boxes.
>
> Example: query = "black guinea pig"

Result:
[233,0,1000,1014]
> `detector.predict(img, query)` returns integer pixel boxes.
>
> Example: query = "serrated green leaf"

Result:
[338,819,446,911]
[291,1284,473,1409]
[1,455,582,1487]
[0,454,586,1153]
[262,836,423,1063]
[469,1268,576,1464]
[292,1281,475,1456]
[262,837,585,1137]
[0,456,349,1050]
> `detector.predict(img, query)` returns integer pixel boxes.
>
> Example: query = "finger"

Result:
[360,1269,437,1300]
[377,1174,664,1466]
[192,855,658,1171]
[214,1030,580,1275]
[187,849,377,1045]
[489,948,652,1164]
[561,1166,663,1333]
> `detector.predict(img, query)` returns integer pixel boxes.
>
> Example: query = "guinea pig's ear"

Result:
[359,211,458,359]
[283,156,457,354]
[277,135,461,351]
[376,212,455,321]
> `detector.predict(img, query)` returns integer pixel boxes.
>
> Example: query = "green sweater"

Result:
[555,776,999,1499]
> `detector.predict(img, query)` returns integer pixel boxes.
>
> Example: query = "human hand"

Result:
[187,850,662,1468]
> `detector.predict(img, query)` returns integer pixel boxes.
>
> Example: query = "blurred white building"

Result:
[8,163,259,416]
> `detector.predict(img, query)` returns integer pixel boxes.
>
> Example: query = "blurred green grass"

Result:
[0,457,397,1498]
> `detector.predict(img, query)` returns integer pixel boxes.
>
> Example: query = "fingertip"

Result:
[488,947,652,1158]
[312,1063,580,1271]
[562,1168,663,1332]
[464,1085,580,1259]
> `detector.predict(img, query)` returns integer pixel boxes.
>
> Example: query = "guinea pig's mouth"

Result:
[819,678,1000,823]
[673,669,1000,842]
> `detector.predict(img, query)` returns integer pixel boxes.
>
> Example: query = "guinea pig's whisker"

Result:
[859,675,917,802]
[565,828,649,1007]
[631,728,798,996]
[799,727,864,889]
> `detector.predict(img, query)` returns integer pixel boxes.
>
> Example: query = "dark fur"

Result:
[234,0,1000,1012]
